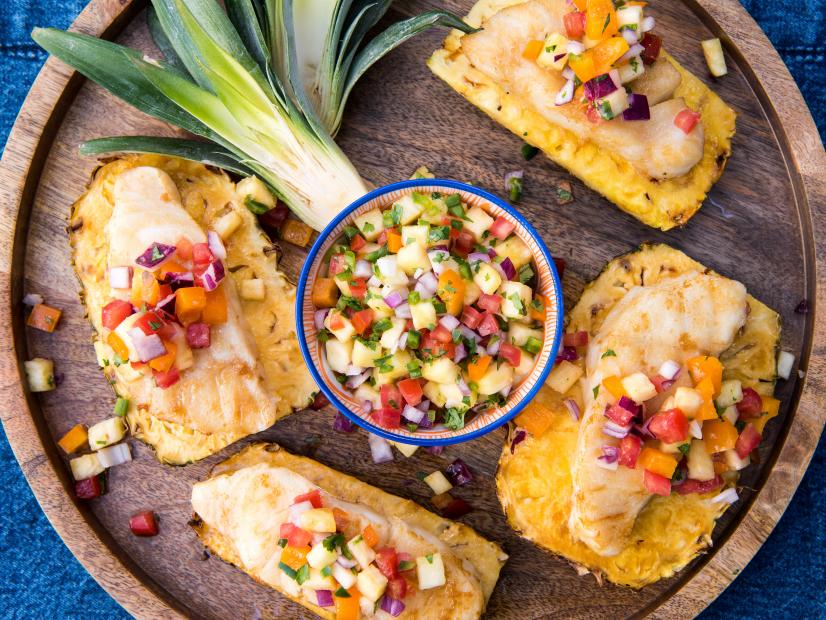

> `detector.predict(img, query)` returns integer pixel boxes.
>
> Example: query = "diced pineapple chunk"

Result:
[93,340,112,368]
[379,318,407,350]
[355,383,382,409]
[324,310,356,342]
[462,206,494,240]
[477,362,514,395]
[687,439,716,481]
[617,56,645,84]
[422,357,459,384]
[715,379,743,409]
[439,382,467,409]
[347,534,376,569]
[389,441,418,457]
[423,382,447,408]
[325,339,353,374]
[701,38,728,77]
[508,323,543,347]
[415,192,448,225]
[423,471,453,494]
[115,360,144,383]
[334,275,353,297]
[621,372,658,402]
[494,236,532,268]
[514,352,535,381]
[673,386,704,418]
[240,278,266,301]
[546,360,583,394]
[307,541,338,569]
[373,350,413,385]
[463,280,481,306]
[473,262,502,295]
[401,224,429,248]
[237,175,275,209]
[354,209,385,241]
[721,405,739,426]
[411,300,438,330]
[332,562,357,589]
[353,340,383,368]
[357,564,388,602]
[498,281,532,320]
[725,449,750,471]
[87,417,126,450]
[298,508,337,533]
[616,5,642,28]
[70,453,104,481]
[416,553,446,590]
[392,195,424,225]
[536,32,569,71]
[213,210,243,240]
[396,243,431,274]
[24,358,55,392]
[303,567,336,590]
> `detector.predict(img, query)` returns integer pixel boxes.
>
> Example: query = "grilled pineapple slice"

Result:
[496,244,780,587]
[428,0,736,230]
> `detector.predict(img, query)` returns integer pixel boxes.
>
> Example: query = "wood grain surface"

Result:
[1,0,824,618]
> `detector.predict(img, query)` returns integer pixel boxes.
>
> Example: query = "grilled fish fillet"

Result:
[569,271,748,556]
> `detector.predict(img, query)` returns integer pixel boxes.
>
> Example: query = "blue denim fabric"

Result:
[0,1,823,618]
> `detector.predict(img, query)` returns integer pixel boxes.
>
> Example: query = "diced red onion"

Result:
[567,40,585,55]
[710,488,739,505]
[510,429,527,453]
[562,66,576,81]
[316,590,334,608]
[641,16,655,32]
[622,93,650,121]
[384,290,404,309]
[354,259,373,279]
[468,252,490,264]
[500,257,517,280]
[394,303,412,319]
[186,323,210,349]
[314,309,330,330]
[600,445,620,463]
[608,69,622,89]
[207,231,227,260]
[168,271,195,290]
[289,500,314,525]
[156,293,176,319]
[622,28,639,45]
[413,281,435,299]
[398,331,408,351]
[439,315,460,330]
[634,416,655,439]
[135,242,176,268]
[376,255,398,278]
[380,596,405,617]
[22,293,44,306]
[402,404,425,424]
[565,399,580,421]
[603,421,631,439]
[332,412,356,433]
[459,326,480,342]
[426,445,443,455]
[368,433,394,464]
[360,399,373,413]
[487,248,497,259]
[584,73,618,101]
[454,342,467,363]
[417,413,434,430]
[109,266,133,289]
[619,43,644,64]
[417,399,431,412]
[689,419,703,439]
[367,275,381,287]
[346,371,370,389]
[491,261,508,281]
[556,346,579,363]
[503,170,523,193]
[431,245,450,252]
[618,395,640,415]
[336,555,357,569]
[96,443,132,468]
[486,335,501,356]
[458,376,471,396]
[658,360,681,381]
[596,449,619,470]
[499,385,512,399]
[555,79,575,105]
[200,260,225,291]
[445,458,473,486]
[345,364,364,376]
[128,328,167,362]
[418,271,438,294]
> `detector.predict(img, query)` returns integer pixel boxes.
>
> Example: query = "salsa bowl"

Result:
[296,179,564,445]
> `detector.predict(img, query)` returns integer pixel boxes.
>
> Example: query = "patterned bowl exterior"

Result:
[296,179,564,446]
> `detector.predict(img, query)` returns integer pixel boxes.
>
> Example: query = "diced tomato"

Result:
[375,548,398,579]
[310,392,330,410]
[431,324,452,343]
[421,333,455,359]
[332,507,350,530]
[294,489,323,509]
[101,299,134,330]
[387,576,408,600]
[349,234,367,252]
[328,253,348,276]
[175,236,193,261]
[328,312,346,331]
[675,475,723,495]
[373,407,401,429]
[351,309,374,336]
[674,109,701,134]
[441,498,473,519]
[735,423,762,459]
[490,216,516,240]
[192,243,214,266]
[563,330,588,347]
[736,387,763,419]
[453,230,475,258]
[280,522,313,547]
[648,408,689,444]
[604,404,635,427]
[129,510,159,536]
[477,294,502,313]
[650,374,675,393]
[134,311,165,336]
[153,367,180,389]
[564,11,586,39]
[499,342,521,367]
[186,323,211,348]
[643,470,672,496]
[376,229,388,245]
[639,32,662,65]
[380,384,403,413]
[617,435,642,468]
[75,475,103,500]
[461,306,483,329]
[477,312,500,337]
[553,257,566,279]
[397,378,424,406]
[349,278,367,300]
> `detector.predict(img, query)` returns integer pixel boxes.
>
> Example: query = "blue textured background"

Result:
[1,1,824,618]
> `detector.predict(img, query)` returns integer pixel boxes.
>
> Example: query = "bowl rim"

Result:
[296,178,564,445]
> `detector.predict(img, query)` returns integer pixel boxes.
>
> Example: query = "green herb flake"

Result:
[678,443,691,455]
[113,397,129,417]
[334,586,351,598]
[508,175,523,203]
[279,562,298,579]
[244,195,270,215]
[444,408,465,430]
[295,563,310,585]
[521,143,539,160]
[593,385,600,399]
[601,349,616,359]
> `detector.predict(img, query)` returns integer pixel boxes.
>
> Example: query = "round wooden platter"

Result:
[1,0,825,618]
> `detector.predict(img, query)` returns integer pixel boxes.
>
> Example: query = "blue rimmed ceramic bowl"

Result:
[296,179,564,446]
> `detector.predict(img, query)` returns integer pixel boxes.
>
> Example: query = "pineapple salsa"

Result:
[311,191,548,432]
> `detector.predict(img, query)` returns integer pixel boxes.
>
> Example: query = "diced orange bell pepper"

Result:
[363,524,380,548]
[529,295,547,322]
[158,260,187,281]
[175,236,194,261]
[522,39,544,61]
[515,402,555,437]
[602,375,628,400]
[638,447,678,478]
[27,304,62,333]
[694,376,718,421]
[702,419,739,453]
[713,460,729,475]
[387,230,403,254]
[585,0,618,41]
[437,269,466,316]
[176,287,207,325]
[202,287,228,325]
[568,51,598,83]
[468,355,492,382]
[753,396,781,434]
[335,587,361,620]
[131,270,161,307]
[591,36,630,74]
[148,341,177,372]
[58,424,88,454]
[572,0,587,9]
[106,332,130,361]
[332,507,350,531]
[280,545,310,571]
[687,355,723,394]
[280,220,314,248]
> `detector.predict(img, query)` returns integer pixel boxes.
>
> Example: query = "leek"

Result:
[32,0,473,231]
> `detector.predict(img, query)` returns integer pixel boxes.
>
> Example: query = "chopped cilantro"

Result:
[334,586,351,598]
[678,443,691,455]
[517,263,534,284]
[279,562,298,579]
[601,349,616,358]
[322,533,344,552]
[444,408,466,430]
[593,385,600,399]
[362,221,374,234]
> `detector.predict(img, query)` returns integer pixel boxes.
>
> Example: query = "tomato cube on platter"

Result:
[380,384,403,414]
[280,522,313,547]
[375,547,398,579]
[477,312,500,337]
[75,475,104,500]
[735,423,762,458]
[477,294,502,314]
[461,306,483,329]
[648,408,689,444]
[643,469,672,496]
[674,475,723,495]
[617,435,642,468]
[294,489,323,509]
[490,216,516,240]
[736,387,763,418]
[129,510,159,537]
[387,576,408,600]
[499,342,521,367]
[101,299,134,330]
[397,378,423,406]
[373,407,402,429]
